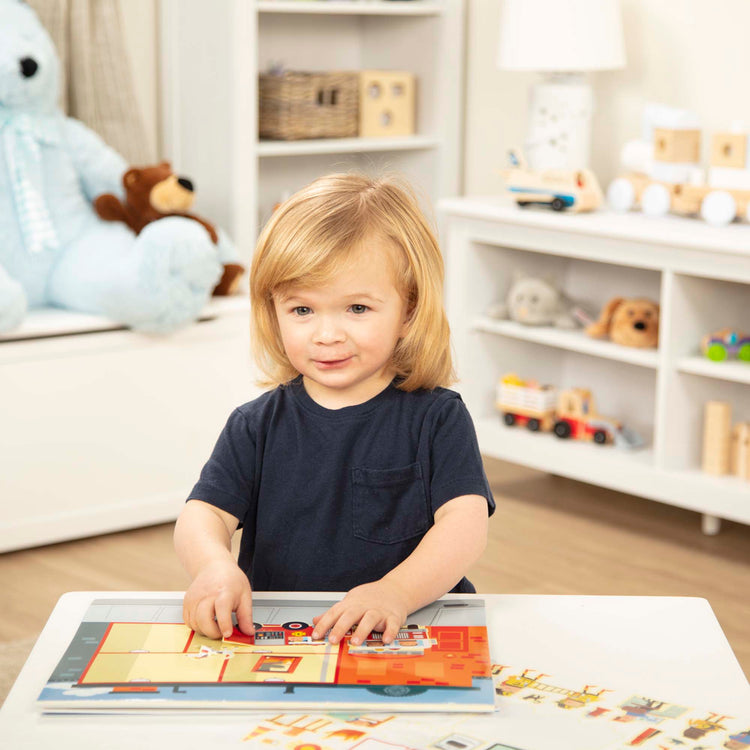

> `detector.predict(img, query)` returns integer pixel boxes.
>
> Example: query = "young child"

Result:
[174,173,495,648]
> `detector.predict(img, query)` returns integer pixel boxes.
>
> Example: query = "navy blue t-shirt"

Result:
[189,377,495,594]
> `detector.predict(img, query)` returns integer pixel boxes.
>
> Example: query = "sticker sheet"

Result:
[232,663,750,749]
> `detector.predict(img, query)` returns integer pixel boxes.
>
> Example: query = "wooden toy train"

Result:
[496,374,643,449]
[608,104,750,226]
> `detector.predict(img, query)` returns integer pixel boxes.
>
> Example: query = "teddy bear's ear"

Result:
[160,160,172,170]
[123,169,139,187]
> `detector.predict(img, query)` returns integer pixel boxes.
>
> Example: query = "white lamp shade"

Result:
[497,0,626,72]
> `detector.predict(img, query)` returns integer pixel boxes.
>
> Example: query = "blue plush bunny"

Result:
[0,0,223,333]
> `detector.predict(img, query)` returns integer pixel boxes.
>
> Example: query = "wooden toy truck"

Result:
[496,377,557,432]
[496,374,643,448]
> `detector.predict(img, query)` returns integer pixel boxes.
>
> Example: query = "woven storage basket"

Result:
[259,71,359,140]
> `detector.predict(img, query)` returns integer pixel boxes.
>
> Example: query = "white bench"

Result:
[0,297,260,552]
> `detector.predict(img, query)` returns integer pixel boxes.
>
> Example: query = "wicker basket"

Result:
[259,71,359,140]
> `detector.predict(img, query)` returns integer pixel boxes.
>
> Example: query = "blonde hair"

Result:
[250,173,455,392]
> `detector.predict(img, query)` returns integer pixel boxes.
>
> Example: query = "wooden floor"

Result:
[1,458,748,680]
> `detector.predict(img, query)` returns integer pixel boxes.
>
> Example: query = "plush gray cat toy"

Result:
[486,271,583,329]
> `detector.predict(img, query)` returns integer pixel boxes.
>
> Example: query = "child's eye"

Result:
[292,306,312,316]
[350,304,369,314]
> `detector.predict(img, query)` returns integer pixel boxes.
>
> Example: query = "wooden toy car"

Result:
[701,328,750,362]
[502,150,603,213]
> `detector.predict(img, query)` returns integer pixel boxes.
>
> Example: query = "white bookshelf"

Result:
[159,0,465,264]
[440,197,750,534]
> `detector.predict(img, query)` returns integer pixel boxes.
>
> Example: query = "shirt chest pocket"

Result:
[351,463,430,544]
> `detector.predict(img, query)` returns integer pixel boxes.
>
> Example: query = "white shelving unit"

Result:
[160,0,465,265]
[440,197,750,534]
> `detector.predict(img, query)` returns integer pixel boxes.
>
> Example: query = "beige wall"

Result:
[464,0,750,195]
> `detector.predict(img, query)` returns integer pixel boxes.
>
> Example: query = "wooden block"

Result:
[710,132,747,169]
[702,401,731,475]
[730,422,750,480]
[653,128,701,164]
[359,71,415,138]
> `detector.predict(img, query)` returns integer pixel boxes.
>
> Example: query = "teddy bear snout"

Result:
[19,57,39,78]
[634,321,646,331]
[177,177,194,193]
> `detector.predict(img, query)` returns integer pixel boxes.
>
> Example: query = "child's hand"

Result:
[311,579,411,646]
[182,559,254,640]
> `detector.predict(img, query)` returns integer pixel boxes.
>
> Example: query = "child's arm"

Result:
[311,494,488,645]
[174,499,255,640]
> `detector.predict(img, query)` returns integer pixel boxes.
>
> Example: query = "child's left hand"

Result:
[311,578,411,646]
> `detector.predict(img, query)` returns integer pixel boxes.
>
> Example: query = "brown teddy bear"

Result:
[94,162,244,296]
[585,297,660,348]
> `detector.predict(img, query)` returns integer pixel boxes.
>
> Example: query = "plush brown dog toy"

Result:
[94,162,244,296]
[586,297,660,348]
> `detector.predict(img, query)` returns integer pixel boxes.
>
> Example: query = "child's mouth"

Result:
[314,357,352,369]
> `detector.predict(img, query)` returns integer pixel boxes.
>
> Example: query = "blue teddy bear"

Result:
[0,0,224,334]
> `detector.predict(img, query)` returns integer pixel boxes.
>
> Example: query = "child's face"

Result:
[273,239,409,408]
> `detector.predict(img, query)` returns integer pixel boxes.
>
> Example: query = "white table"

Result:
[1,592,748,749]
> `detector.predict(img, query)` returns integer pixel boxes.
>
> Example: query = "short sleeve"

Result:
[188,408,257,524]
[429,396,495,516]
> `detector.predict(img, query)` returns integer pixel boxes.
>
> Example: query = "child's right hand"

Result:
[182,559,254,640]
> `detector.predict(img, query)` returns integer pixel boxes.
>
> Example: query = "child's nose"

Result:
[313,316,346,343]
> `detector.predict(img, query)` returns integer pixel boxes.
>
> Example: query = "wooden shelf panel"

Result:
[677,355,750,385]
[474,317,660,369]
[257,135,439,157]
[257,1,445,16]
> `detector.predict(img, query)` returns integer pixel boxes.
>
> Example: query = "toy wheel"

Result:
[554,421,571,439]
[593,430,608,444]
[607,178,636,211]
[738,343,750,362]
[551,197,565,211]
[641,184,671,216]
[701,190,737,226]
[706,342,727,362]
[503,413,516,426]
[527,418,541,432]
[282,621,309,631]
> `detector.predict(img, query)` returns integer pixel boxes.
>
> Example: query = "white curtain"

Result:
[28,0,153,165]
